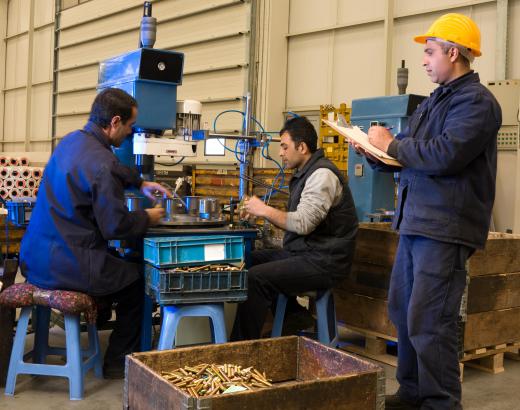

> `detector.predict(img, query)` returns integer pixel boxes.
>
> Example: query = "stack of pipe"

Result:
[0,156,43,200]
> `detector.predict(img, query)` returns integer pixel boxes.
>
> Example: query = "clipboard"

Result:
[323,119,402,167]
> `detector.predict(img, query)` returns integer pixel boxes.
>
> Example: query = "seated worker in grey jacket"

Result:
[231,116,358,340]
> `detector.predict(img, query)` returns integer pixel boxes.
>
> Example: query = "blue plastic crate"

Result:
[143,235,244,268]
[6,199,35,226]
[144,264,248,305]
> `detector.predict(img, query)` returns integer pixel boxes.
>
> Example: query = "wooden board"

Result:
[336,262,392,299]
[468,232,520,276]
[125,336,383,410]
[192,168,292,210]
[352,224,520,277]
[464,307,520,351]
[334,289,397,338]
[467,272,520,313]
[334,289,520,353]
[353,223,397,268]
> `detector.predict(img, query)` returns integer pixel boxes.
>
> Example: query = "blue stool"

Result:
[5,305,102,400]
[157,303,227,350]
[271,289,338,346]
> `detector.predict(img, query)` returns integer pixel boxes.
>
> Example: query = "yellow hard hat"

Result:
[414,13,481,57]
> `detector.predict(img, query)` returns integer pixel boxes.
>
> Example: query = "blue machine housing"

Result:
[97,47,184,173]
[97,47,184,133]
[348,94,425,221]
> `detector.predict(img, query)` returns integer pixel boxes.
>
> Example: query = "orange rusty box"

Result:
[124,336,384,410]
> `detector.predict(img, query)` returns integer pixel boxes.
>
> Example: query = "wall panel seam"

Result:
[56,31,250,72]
[286,0,495,38]
[59,0,245,49]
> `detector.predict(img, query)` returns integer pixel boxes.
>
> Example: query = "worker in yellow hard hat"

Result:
[349,13,502,410]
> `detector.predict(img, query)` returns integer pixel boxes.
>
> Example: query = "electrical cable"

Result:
[155,157,185,166]
[212,109,288,198]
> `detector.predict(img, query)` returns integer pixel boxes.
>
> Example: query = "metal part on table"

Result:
[125,194,145,211]
[162,197,185,220]
[198,197,220,220]
[158,214,226,227]
[184,196,201,215]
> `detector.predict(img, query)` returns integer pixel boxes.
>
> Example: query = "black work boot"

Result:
[385,393,421,409]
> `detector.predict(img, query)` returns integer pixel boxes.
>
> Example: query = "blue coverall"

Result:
[374,71,502,409]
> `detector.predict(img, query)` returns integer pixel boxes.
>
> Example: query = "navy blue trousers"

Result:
[389,235,473,410]
[231,249,333,341]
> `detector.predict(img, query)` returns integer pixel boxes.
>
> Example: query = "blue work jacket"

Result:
[20,122,149,296]
[377,71,502,249]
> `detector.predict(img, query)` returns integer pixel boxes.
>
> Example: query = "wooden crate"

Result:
[335,290,520,352]
[125,336,384,410]
[351,223,520,277]
[0,215,25,254]
[335,224,520,375]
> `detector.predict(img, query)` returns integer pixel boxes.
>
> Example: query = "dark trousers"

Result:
[230,249,333,341]
[389,235,473,410]
[95,277,144,369]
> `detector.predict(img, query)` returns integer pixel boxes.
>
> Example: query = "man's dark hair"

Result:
[280,116,318,153]
[89,88,138,128]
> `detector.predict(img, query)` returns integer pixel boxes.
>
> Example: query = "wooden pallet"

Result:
[460,342,520,378]
[338,325,398,367]
[339,325,520,379]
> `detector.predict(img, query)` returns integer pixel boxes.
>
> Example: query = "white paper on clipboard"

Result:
[323,119,402,167]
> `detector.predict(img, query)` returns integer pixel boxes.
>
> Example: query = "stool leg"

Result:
[315,293,330,345]
[64,314,84,400]
[328,292,339,347]
[5,307,31,396]
[207,304,227,344]
[157,306,181,350]
[316,290,338,346]
[271,294,288,338]
[33,306,51,364]
[87,324,103,378]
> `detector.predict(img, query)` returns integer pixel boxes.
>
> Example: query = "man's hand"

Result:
[243,195,268,218]
[346,138,380,162]
[145,207,165,225]
[367,126,394,153]
[140,181,172,200]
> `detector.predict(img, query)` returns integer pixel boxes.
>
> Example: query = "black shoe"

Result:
[103,363,125,379]
[385,393,421,410]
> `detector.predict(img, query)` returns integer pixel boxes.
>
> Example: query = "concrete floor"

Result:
[1,327,520,409]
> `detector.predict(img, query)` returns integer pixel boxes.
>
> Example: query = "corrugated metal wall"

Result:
[55,0,253,165]
[1,0,54,154]
[1,0,255,165]
[284,0,520,112]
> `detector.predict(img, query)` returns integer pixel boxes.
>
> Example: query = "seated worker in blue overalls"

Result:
[231,116,358,340]
[20,88,168,379]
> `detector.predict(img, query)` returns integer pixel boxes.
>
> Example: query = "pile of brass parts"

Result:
[169,263,245,273]
[162,363,272,397]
